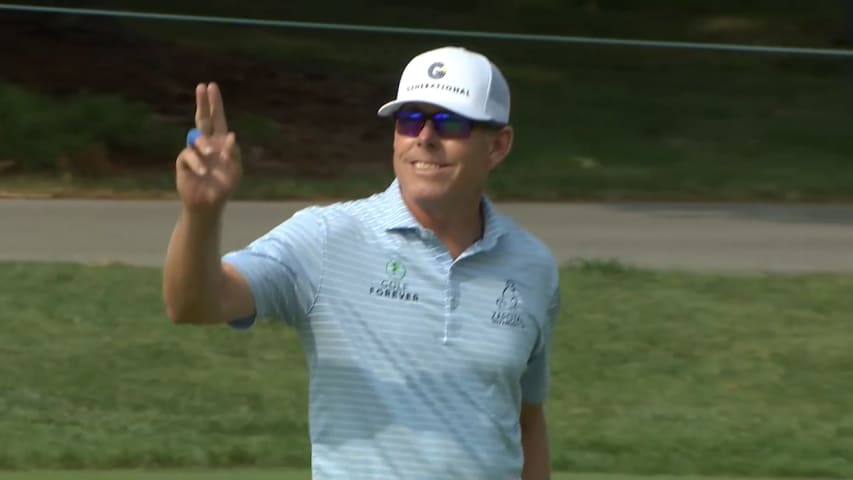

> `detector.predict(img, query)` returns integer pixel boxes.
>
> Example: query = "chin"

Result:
[399,177,455,206]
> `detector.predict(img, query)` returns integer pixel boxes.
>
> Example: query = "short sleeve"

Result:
[520,281,560,404]
[221,207,326,329]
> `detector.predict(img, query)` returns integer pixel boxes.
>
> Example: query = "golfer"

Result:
[163,46,560,480]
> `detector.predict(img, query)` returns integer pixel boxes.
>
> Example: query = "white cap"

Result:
[377,46,511,124]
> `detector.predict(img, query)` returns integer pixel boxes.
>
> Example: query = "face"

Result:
[392,103,513,210]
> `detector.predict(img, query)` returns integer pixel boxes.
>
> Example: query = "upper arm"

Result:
[520,402,550,479]
[520,272,561,403]
[219,260,255,324]
[521,401,544,417]
[520,402,546,427]
[220,207,326,328]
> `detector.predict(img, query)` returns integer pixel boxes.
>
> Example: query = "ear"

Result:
[487,126,514,171]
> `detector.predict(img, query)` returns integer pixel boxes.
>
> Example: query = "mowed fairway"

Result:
[1,261,851,478]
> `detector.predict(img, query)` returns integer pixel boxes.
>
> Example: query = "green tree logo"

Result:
[386,260,407,280]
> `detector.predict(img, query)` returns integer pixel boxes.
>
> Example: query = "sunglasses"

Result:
[394,109,503,139]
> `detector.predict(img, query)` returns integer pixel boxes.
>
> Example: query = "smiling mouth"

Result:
[412,161,449,170]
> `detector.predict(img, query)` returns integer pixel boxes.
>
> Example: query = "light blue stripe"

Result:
[3,3,853,57]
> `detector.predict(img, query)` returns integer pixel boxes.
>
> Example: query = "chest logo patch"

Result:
[369,258,420,303]
[491,280,525,329]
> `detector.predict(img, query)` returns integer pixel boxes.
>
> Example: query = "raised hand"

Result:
[175,82,242,215]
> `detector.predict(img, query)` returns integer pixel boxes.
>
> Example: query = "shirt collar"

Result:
[378,178,508,248]
[378,178,422,231]
[478,193,508,251]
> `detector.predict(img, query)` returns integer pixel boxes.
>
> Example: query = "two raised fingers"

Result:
[180,82,239,176]
[194,82,228,136]
[185,81,232,156]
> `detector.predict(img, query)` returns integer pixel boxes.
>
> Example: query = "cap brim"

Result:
[376,98,493,122]
[376,99,407,118]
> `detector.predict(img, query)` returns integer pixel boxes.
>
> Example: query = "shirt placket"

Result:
[442,242,491,344]
[423,229,456,344]
[443,264,461,344]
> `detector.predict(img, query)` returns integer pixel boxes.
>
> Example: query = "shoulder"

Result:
[283,192,386,240]
[494,212,560,288]
[489,212,562,330]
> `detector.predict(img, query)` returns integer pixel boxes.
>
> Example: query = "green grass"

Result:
[0,83,181,174]
[1,261,851,477]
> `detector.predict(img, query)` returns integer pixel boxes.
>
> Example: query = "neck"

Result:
[405,194,485,260]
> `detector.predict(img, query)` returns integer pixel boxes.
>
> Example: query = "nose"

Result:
[417,119,440,145]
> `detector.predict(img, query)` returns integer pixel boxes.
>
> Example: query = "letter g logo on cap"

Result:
[427,62,447,79]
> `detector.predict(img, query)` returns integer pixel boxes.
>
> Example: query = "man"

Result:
[163,46,560,480]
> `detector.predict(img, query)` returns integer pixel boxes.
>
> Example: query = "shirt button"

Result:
[450,296,460,309]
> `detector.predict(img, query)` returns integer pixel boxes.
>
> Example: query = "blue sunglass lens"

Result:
[395,110,473,138]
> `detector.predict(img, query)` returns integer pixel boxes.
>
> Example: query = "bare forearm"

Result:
[521,405,550,480]
[162,209,224,324]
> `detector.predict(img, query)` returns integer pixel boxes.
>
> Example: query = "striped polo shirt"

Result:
[222,179,561,480]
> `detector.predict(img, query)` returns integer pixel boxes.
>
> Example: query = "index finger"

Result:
[208,82,229,135]
[194,83,213,135]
